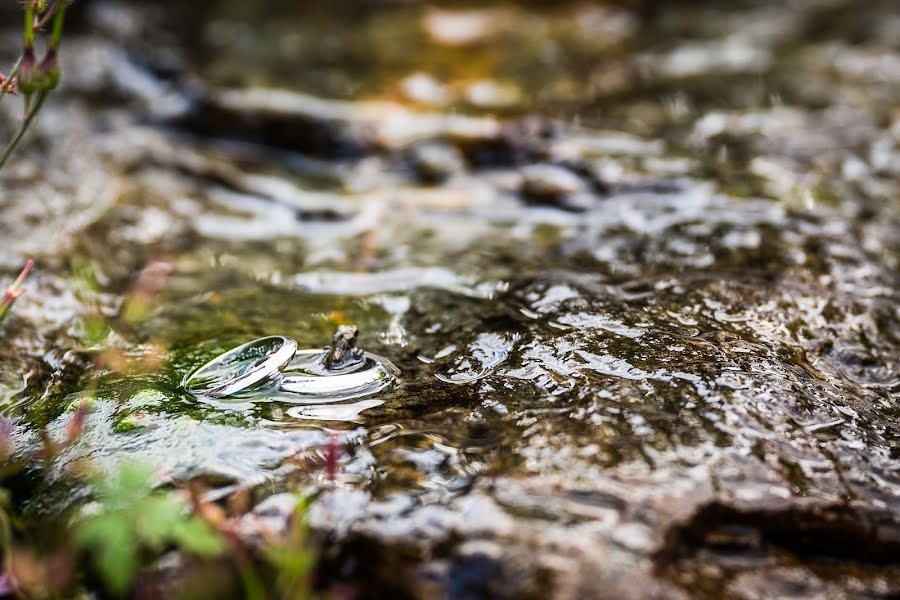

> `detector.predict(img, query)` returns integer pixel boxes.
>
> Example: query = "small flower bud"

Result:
[17,47,39,94]
[17,48,60,94]
[38,49,60,91]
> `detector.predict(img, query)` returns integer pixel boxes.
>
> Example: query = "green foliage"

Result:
[75,462,225,594]
[262,499,315,599]
[68,256,111,346]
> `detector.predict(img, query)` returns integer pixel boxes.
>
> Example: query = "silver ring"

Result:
[183,336,298,398]
[279,349,396,397]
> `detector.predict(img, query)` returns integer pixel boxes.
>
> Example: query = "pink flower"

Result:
[0,259,33,322]
[325,434,341,481]
[0,571,19,595]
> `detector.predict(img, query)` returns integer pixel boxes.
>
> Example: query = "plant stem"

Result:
[0,57,22,101]
[9,260,33,291]
[0,91,48,170]
[36,0,63,32]
[24,1,35,49]
[236,554,266,600]
[49,2,67,50]
[0,280,28,323]
[0,509,22,596]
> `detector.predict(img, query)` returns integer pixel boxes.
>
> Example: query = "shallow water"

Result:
[1,0,899,597]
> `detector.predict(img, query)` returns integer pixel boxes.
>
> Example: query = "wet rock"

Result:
[400,73,451,107]
[408,143,466,183]
[464,80,523,110]
[659,502,900,567]
[178,88,377,157]
[725,566,899,600]
[2,2,900,598]
[325,325,361,370]
[641,35,773,79]
[176,86,502,158]
[548,133,665,161]
[423,8,503,46]
[434,332,520,384]
[467,116,556,166]
[237,492,301,541]
[519,164,595,211]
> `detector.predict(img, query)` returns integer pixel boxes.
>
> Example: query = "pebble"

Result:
[409,143,466,183]
[519,163,595,211]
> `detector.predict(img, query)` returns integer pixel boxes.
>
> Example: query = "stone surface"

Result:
[0,1,898,598]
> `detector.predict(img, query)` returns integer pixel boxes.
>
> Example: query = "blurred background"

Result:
[5,0,898,123]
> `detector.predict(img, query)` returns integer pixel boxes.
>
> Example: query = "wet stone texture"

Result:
[1,0,899,598]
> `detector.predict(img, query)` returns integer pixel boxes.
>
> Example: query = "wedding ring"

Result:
[183,336,298,398]
[279,349,397,398]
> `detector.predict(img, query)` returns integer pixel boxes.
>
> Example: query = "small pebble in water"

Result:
[325,324,363,370]
[519,164,595,211]
[408,142,465,183]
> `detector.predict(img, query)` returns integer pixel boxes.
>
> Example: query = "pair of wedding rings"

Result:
[182,336,396,400]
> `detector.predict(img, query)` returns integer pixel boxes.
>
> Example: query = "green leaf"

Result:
[171,517,225,557]
[75,461,225,595]
[94,462,154,507]
[136,496,183,550]
[115,462,154,496]
[100,537,138,594]
[76,513,131,548]
[77,513,138,594]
